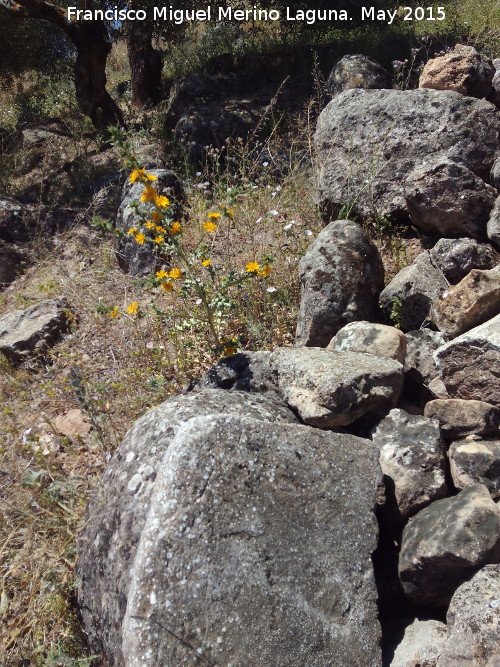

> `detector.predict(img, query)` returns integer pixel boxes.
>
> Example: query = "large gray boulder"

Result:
[122,415,383,666]
[449,439,500,499]
[372,409,447,523]
[314,89,499,221]
[115,168,183,276]
[0,298,71,364]
[76,389,297,663]
[391,619,447,667]
[430,266,500,338]
[404,329,446,392]
[269,347,403,427]
[404,159,497,238]
[399,484,500,607]
[379,252,448,331]
[327,54,392,97]
[429,237,498,285]
[419,44,495,99]
[295,220,384,346]
[434,315,500,406]
[424,399,500,438]
[327,320,406,363]
[437,565,500,666]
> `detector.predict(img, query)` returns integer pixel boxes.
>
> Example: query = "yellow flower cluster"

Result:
[220,335,238,356]
[155,267,183,292]
[245,262,272,277]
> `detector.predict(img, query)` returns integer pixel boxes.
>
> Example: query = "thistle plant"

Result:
[108,128,273,356]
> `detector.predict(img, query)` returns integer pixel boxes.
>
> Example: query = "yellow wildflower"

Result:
[145,221,155,230]
[155,225,167,233]
[156,269,169,279]
[259,265,272,277]
[135,232,146,245]
[129,168,157,184]
[109,305,120,319]
[207,212,221,219]
[220,336,238,356]
[140,185,158,204]
[127,302,139,315]
[224,207,234,218]
[245,261,261,273]
[155,194,170,209]
[170,221,181,235]
[151,211,162,223]
[127,227,138,235]
[161,281,174,292]
[168,267,182,279]
[203,221,217,233]
[154,235,164,244]
[202,259,212,267]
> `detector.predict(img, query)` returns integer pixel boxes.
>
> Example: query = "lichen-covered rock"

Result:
[76,389,297,663]
[391,619,447,667]
[404,329,446,389]
[434,315,500,406]
[193,351,281,401]
[295,220,384,346]
[429,237,498,284]
[379,252,447,331]
[314,89,499,221]
[487,196,500,249]
[399,484,500,607]
[0,196,32,243]
[419,44,495,99]
[437,565,500,666]
[115,168,183,276]
[424,399,500,438]
[269,347,403,427]
[122,415,383,666]
[430,266,500,338]
[372,409,447,523]
[326,54,392,97]
[491,157,500,190]
[404,160,497,238]
[327,320,406,363]
[449,439,500,499]
[0,298,72,364]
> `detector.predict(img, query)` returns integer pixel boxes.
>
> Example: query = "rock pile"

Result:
[76,45,500,666]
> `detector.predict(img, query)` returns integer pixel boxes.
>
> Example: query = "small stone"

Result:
[327,321,406,363]
[327,54,392,97]
[448,438,500,499]
[424,399,500,438]
[429,237,498,285]
[53,409,91,437]
[399,484,500,607]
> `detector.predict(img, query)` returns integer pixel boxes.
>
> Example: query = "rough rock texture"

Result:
[76,389,297,663]
[327,321,406,363]
[404,159,497,238]
[115,169,184,276]
[314,89,500,221]
[491,58,500,107]
[434,315,500,406]
[449,439,500,499]
[53,409,91,437]
[372,409,447,522]
[0,196,32,243]
[425,399,500,438]
[193,351,280,401]
[404,329,446,389]
[0,298,71,364]
[295,220,384,346]
[326,54,392,97]
[419,44,495,99]
[391,619,447,667]
[487,196,500,249]
[437,565,500,666]
[491,157,500,190]
[399,484,500,607]
[428,377,450,400]
[0,242,26,289]
[379,252,448,331]
[431,266,500,337]
[122,415,383,666]
[269,347,403,427]
[429,237,498,284]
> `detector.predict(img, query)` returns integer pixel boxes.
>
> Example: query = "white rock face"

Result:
[391,619,447,667]
[327,320,406,363]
